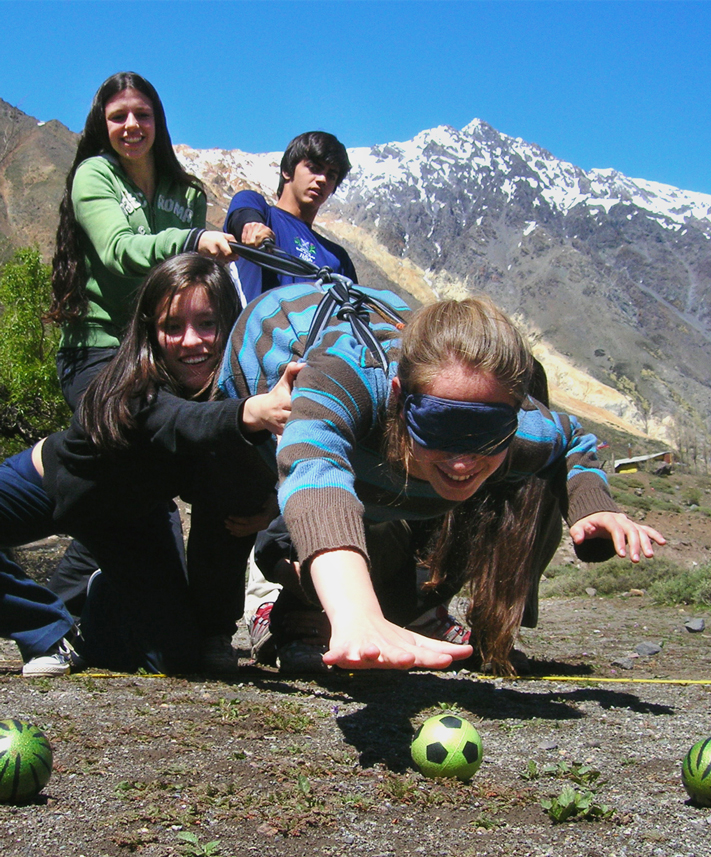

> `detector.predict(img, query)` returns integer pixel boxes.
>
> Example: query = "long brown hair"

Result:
[49,72,204,326]
[383,296,552,675]
[78,255,238,450]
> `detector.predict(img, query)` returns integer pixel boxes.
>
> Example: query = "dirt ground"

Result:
[2,474,711,856]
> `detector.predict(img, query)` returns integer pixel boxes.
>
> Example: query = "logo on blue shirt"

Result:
[293,237,317,263]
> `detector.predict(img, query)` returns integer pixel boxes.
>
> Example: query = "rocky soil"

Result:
[1,474,711,856]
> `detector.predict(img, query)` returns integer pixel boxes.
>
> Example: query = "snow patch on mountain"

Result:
[333,119,711,234]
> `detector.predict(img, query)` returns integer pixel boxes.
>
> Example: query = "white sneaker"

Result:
[22,642,72,677]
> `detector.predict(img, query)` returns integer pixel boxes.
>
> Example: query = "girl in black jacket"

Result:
[1,254,292,675]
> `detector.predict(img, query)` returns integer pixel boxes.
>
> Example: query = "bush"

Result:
[648,565,711,607]
[542,558,711,608]
[0,247,70,455]
[649,476,675,495]
[611,491,677,513]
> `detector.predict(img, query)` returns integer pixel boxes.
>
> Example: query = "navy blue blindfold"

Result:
[402,393,519,455]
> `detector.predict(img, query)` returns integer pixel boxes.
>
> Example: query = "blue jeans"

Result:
[0,549,74,662]
[0,449,200,674]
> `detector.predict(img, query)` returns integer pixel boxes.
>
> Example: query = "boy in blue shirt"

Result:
[224,131,356,306]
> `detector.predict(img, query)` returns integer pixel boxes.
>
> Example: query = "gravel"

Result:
[1,590,711,857]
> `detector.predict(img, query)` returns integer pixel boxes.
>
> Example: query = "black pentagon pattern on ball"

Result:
[462,740,480,764]
[425,742,448,764]
[439,716,463,729]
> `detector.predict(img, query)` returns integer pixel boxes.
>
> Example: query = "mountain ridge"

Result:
[1,99,709,448]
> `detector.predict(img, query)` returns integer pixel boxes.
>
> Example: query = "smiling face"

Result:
[155,285,219,396]
[104,87,156,167]
[399,362,516,502]
[278,158,339,223]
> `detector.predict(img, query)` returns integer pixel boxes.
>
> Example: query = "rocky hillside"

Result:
[0,98,76,263]
[2,98,710,447]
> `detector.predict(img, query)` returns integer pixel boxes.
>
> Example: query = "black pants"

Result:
[50,348,186,621]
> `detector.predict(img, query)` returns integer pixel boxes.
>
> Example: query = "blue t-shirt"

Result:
[224,190,357,305]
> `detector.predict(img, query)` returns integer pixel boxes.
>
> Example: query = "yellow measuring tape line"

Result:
[74,672,711,685]
[7,665,711,685]
[508,675,711,686]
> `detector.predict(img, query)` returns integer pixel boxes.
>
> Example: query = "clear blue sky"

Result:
[1,0,710,194]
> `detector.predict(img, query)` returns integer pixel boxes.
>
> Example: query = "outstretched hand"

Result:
[310,549,473,671]
[569,511,666,562]
[322,613,474,671]
[240,362,303,435]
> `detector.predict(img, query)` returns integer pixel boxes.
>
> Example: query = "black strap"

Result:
[228,240,329,280]
[304,277,405,372]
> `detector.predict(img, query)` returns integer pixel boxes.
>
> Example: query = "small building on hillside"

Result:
[613,451,674,474]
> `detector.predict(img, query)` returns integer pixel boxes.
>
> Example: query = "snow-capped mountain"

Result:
[178,119,711,443]
[345,120,711,231]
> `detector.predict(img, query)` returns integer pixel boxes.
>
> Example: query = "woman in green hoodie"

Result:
[50,71,236,405]
[48,72,238,610]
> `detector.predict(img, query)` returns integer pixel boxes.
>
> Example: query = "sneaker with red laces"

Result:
[248,602,278,665]
[407,605,471,645]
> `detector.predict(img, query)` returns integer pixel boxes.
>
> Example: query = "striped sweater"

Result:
[218,283,617,566]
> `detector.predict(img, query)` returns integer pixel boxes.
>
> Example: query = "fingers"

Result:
[263,363,303,435]
[570,512,666,562]
[278,361,304,388]
[241,223,275,247]
[322,629,472,671]
[323,642,418,671]
[197,231,240,262]
[641,524,666,546]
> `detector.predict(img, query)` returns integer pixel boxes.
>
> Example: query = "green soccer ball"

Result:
[411,714,483,781]
[682,737,711,806]
[0,719,53,803]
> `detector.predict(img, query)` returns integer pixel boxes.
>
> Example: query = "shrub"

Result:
[648,565,711,607]
[0,247,70,454]
[542,558,711,608]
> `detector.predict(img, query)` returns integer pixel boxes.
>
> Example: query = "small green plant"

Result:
[471,813,501,830]
[683,487,702,506]
[520,760,540,781]
[176,831,224,856]
[522,759,605,787]
[262,701,313,734]
[498,721,526,734]
[114,780,148,797]
[296,773,318,808]
[541,785,614,823]
[547,760,604,787]
[379,774,418,802]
